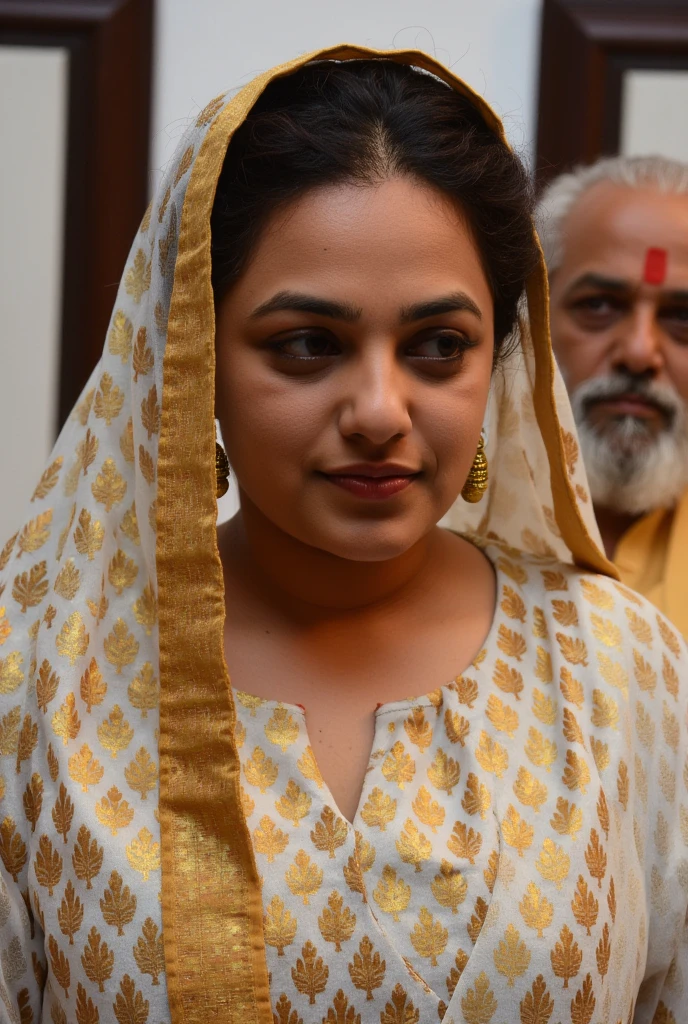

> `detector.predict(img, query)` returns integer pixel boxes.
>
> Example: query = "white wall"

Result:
[151,0,543,185]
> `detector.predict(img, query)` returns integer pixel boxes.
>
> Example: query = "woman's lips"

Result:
[322,473,419,499]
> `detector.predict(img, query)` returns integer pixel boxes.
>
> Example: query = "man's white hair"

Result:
[535,154,688,274]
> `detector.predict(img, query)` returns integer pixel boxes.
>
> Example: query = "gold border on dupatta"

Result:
[155,43,616,1024]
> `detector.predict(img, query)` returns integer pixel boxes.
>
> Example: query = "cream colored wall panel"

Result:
[621,70,688,161]
[0,46,68,543]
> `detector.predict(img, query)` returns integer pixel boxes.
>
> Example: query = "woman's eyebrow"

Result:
[399,293,482,323]
[249,291,362,322]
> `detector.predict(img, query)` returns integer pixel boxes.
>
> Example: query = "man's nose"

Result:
[611,306,664,376]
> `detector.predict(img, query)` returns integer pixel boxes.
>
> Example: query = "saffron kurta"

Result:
[0,43,686,1024]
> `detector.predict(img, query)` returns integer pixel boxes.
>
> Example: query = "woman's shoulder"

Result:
[483,539,688,677]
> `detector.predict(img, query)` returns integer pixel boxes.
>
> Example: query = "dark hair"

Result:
[210,59,538,352]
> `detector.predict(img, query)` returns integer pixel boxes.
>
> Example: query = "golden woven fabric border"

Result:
[156,43,615,1024]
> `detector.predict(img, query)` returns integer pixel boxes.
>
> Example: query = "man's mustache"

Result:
[575,373,680,425]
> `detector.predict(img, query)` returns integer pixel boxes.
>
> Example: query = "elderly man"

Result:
[537,156,688,634]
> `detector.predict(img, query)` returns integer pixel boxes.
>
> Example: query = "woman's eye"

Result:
[408,332,470,360]
[272,333,340,358]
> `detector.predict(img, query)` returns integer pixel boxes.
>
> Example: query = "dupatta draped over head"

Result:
[0,45,657,1024]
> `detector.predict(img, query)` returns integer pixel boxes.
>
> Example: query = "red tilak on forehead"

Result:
[643,247,668,285]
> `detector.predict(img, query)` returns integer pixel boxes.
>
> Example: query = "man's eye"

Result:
[573,295,620,315]
[272,333,340,358]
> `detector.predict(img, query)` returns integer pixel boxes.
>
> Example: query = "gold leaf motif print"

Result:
[382,741,415,789]
[596,652,628,694]
[94,372,125,426]
[12,560,49,612]
[0,607,10,646]
[272,994,303,1024]
[532,607,548,640]
[633,649,657,695]
[525,726,557,772]
[0,816,27,881]
[513,765,548,813]
[519,881,553,937]
[475,731,509,778]
[124,248,151,302]
[73,508,105,560]
[159,202,178,278]
[501,585,527,622]
[318,890,356,951]
[571,875,598,935]
[254,815,289,862]
[595,921,611,978]
[503,804,535,857]
[51,781,74,846]
[91,458,127,511]
[534,646,553,684]
[348,934,386,1001]
[34,833,63,895]
[195,93,225,126]
[124,746,158,800]
[657,614,681,657]
[275,779,311,827]
[23,771,44,833]
[584,828,607,889]
[625,607,653,648]
[100,869,137,935]
[17,509,52,557]
[0,651,23,694]
[663,653,679,699]
[519,974,554,1024]
[431,859,468,914]
[141,385,161,439]
[427,747,461,793]
[49,933,71,998]
[532,688,555,725]
[104,619,139,674]
[310,805,347,858]
[461,971,497,1024]
[81,925,114,991]
[447,820,483,865]
[556,633,589,666]
[580,578,614,610]
[32,456,63,502]
[559,667,583,709]
[591,689,618,730]
[395,818,431,872]
[16,712,38,773]
[79,657,107,714]
[403,706,433,751]
[108,311,134,363]
[120,418,135,464]
[76,982,101,1024]
[535,837,570,889]
[570,972,595,1024]
[285,849,323,905]
[493,922,530,987]
[157,187,171,226]
[244,746,279,792]
[550,923,582,988]
[297,746,324,788]
[552,600,578,628]
[264,894,297,956]
[291,940,329,1006]
[97,704,134,758]
[133,917,165,985]
[95,785,134,835]
[173,144,194,185]
[127,662,158,717]
[561,429,579,475]
[412,785,445,833]
[126,826,160,881]
[372,865,411,921]
[133,581,158,636]
[265,706,300,752]
[486,694,519,737]
[54,558,81,600]
[461,772,491,819]
[0,533,17,574]
[52,692,81,745]
[410,906,448,966]
[562,749,591,794]
[58,878,84,945]
[562,707,585,745]
[453,675,479,708]
[444,707,470,745]
[114,974,149,1024]
[108,549,139,595]
[662,700,679,751]
[492,659,524,699]
[69,744,104,792]
[132,326,154,382]
[360,787,396,830]
[0,707,20,758]
[497,624,527,661]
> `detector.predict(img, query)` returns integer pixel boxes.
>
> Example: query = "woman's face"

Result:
[215,177,494,561]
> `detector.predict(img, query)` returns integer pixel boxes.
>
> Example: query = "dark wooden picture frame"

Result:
[536,0,688,188]
[0,0,154,430]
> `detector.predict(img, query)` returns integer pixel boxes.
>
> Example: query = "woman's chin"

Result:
[303,517,434,563]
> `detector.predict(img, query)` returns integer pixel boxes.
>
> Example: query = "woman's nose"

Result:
[337,352,412,445]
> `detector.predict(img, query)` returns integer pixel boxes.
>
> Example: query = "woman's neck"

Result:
[218,498,443,621]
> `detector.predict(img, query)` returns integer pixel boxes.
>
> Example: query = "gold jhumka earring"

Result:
[461,433,488,503]
[216,442,230,498]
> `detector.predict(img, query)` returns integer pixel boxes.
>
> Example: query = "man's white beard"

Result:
[570,374,688,516]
